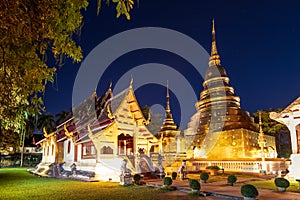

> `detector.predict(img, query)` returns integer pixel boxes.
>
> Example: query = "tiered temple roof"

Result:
[188,20,257,148]
[157,82,179,138]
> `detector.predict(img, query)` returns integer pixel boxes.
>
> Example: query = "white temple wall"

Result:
[42,137,57,163]
[64,138,75,164]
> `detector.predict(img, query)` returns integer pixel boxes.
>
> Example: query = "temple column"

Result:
[277,116,300,154]
[288,124,298,154]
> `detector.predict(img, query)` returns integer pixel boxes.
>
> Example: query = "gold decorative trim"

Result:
[64,124,74,138]
[107,105,115,119]
[43,127,55,138]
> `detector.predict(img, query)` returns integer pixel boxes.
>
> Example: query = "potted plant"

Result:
[200,172,209,183]
[274,177,290,192]
[227,174,237,186]
[206,165,220,175]
[171,172,177,180]
[189,179,201,193]
[163,177,173,188]
[241,184,259,200]
[133,174,142,185]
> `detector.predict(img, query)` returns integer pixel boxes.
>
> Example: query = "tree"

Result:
[37,113,56,133]
[20,115,37,166]
[56,110,72,126]
[0,0,87,133]
[0,0,137,133]
[0,115,36,156]
[252,109,291,158]
[98,0,136,20]
[0,128,20,154]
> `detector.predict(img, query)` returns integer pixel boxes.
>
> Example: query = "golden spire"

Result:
[158,81,178,135]
[209,19,221,67]
[166,80,170,113]
[259,111,263,134]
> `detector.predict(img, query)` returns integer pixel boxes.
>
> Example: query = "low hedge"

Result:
[189,179,201,191]
[241,184,259,198]
[274,177,290,188]
[163,177,173,186]
[200,172,209,181]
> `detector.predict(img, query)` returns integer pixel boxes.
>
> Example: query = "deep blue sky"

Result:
[44,0,300,129]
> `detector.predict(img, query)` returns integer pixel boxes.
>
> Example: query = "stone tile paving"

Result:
[145,177,300,200]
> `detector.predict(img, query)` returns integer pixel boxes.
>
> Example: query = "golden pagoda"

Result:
[184,20,276,159]
[157,81,181,153]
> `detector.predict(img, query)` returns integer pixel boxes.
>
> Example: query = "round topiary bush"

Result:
[205,165,220,170]
[241,184,259,198]
[163,177,173,187]
[171,172,177,180]
[227,175,237,186]
[200,172,209,182]
[274,177,290,188]
[189,179,201,191]
[133,174,141,184]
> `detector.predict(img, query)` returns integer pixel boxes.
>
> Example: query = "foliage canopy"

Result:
[0,0,136,134]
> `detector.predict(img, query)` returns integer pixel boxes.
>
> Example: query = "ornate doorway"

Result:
[118,134,133,156]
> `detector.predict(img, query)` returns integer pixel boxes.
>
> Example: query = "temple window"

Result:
[67,140,71,154]
[82,142,96,159]
[101,146,113,154]
[52,144,54,155]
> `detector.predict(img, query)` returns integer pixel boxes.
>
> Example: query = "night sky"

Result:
[44,0,300,129]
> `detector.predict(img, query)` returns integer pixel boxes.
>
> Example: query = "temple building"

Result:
[270,97,300,154]
[184,20,276,160]
[35,81,161,181]
[270,97,300,180]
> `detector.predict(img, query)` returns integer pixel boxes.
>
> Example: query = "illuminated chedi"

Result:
[157,82,181,153]
[185,20,276,159]
[156,82,186,166]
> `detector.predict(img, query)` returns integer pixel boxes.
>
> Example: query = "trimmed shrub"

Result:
[189,179,201,191]
[227,175,237,185]
[200,172,209,181]
[133,174,141,184]
[163,177,173,187]
[241,184,259,198]
[171,172,177,180]
[274,177,290,188]
[205,165,221,170]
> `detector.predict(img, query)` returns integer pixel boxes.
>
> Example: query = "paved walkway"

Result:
[145,177,300,200]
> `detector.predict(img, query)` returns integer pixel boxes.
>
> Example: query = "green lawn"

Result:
[0,168,168,200]
[246,179,300,193]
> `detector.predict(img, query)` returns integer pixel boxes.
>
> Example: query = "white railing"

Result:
[187,159,287,174]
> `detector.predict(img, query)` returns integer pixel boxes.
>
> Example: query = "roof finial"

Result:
[129,75,133,88]
[93,87,97,97]
[109,81,112,90]
[209,19,221,67]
